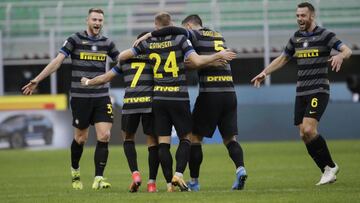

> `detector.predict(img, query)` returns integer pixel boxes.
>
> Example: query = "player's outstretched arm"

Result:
[187,49,236,69]
[132,27,189,47]
[81,70,117,87]
[251,54,290,88]
[329,44,352,72]
[132,33,151,47]
[119,48,136,61]
[185,58,228,69]
[22,53,66,95]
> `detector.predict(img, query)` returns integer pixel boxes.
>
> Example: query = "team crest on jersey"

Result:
[303,40,309,48]
[91,45,97,51]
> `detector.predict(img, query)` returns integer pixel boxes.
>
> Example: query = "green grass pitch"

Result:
[0,140,359,202]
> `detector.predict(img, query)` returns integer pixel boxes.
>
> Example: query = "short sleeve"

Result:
[326,31,343,51]
[180,36,195,58]
[59,35,76,57]
[108,41,120,61]
[282,38,295,57]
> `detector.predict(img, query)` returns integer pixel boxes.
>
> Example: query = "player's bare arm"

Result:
[119,49,135,61]
[329,44,352,72]
[187,49,236,68]
[251,54,290,88]
[22,53,66,95]
[81,70,117,87]
[185,58,228,69]
[132,32,151,47]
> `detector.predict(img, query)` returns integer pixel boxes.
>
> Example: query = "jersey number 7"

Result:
[130,62,146,88]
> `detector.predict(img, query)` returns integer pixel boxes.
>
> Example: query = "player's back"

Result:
[114,55,153,114]
[189,28,235,93]
[134,34,194,101]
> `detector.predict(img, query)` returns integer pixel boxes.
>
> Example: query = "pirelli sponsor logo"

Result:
[149,41,172,49]
[206,76,233,82]
[295,49,319,58]
[79,52,107,61]
[154,85,180,92]
[123,96,151,104]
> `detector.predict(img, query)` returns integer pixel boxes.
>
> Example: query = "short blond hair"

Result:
[155,12,171,27]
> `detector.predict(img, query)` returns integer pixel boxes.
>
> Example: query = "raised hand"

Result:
[218,49,237,61]
[251,72,267,88]
[328,54,344,72]
[21,80,39,95]
[212,59,228,67]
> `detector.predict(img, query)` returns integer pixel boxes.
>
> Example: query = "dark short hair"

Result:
[155,12,171,27]
[88,8,104,15]
[297,2,315,13]
[182,14,203,26]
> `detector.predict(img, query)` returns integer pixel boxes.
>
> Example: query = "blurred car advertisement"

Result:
[0,111,72,149]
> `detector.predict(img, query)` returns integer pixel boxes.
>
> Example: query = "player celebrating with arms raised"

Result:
[22,8,119,190]
[251,2,352,185]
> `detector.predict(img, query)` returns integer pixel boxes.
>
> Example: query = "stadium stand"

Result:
[0,0,359,59]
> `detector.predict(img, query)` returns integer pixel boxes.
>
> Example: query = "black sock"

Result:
[123,140,138,173]
[175,139,191,173]
[189,143,203,179]
[158,143,173,183]
[306,135,335,172]
[226,141,244,168]
[94,141,109,176]
[71,139,84,169]
[148,146,159,180]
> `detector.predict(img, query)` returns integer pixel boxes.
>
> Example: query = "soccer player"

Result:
[146,14,247,191]
[251,2,352,185]
[22,8,120,190]
[118,12,236,192]
[81,32,160,193]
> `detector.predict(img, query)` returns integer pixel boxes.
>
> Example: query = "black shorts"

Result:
[70,96,113,129]
[152,100,192,137]
[121,113,154,135]
[294,93,329,125]
[192,92,238,138]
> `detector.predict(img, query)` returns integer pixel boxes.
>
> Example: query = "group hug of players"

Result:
[22,1,352,192]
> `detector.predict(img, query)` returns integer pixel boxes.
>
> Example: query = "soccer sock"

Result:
[148,145,159,180]
[94,141,109,176]
[71,139,84,169]
[158,143,173,183]
[305,136,326,172]
[123,140,138,173]
[175,139,191,173]
[189,143,203,179]
[307,135,336,171]
[226,141,245,168]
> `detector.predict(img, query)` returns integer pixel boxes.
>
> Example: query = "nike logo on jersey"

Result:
[296,37,303,42]
[82,41,89,44]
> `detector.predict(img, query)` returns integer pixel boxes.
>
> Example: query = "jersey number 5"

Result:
[214,40,224,51]
[150,51,179,79]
